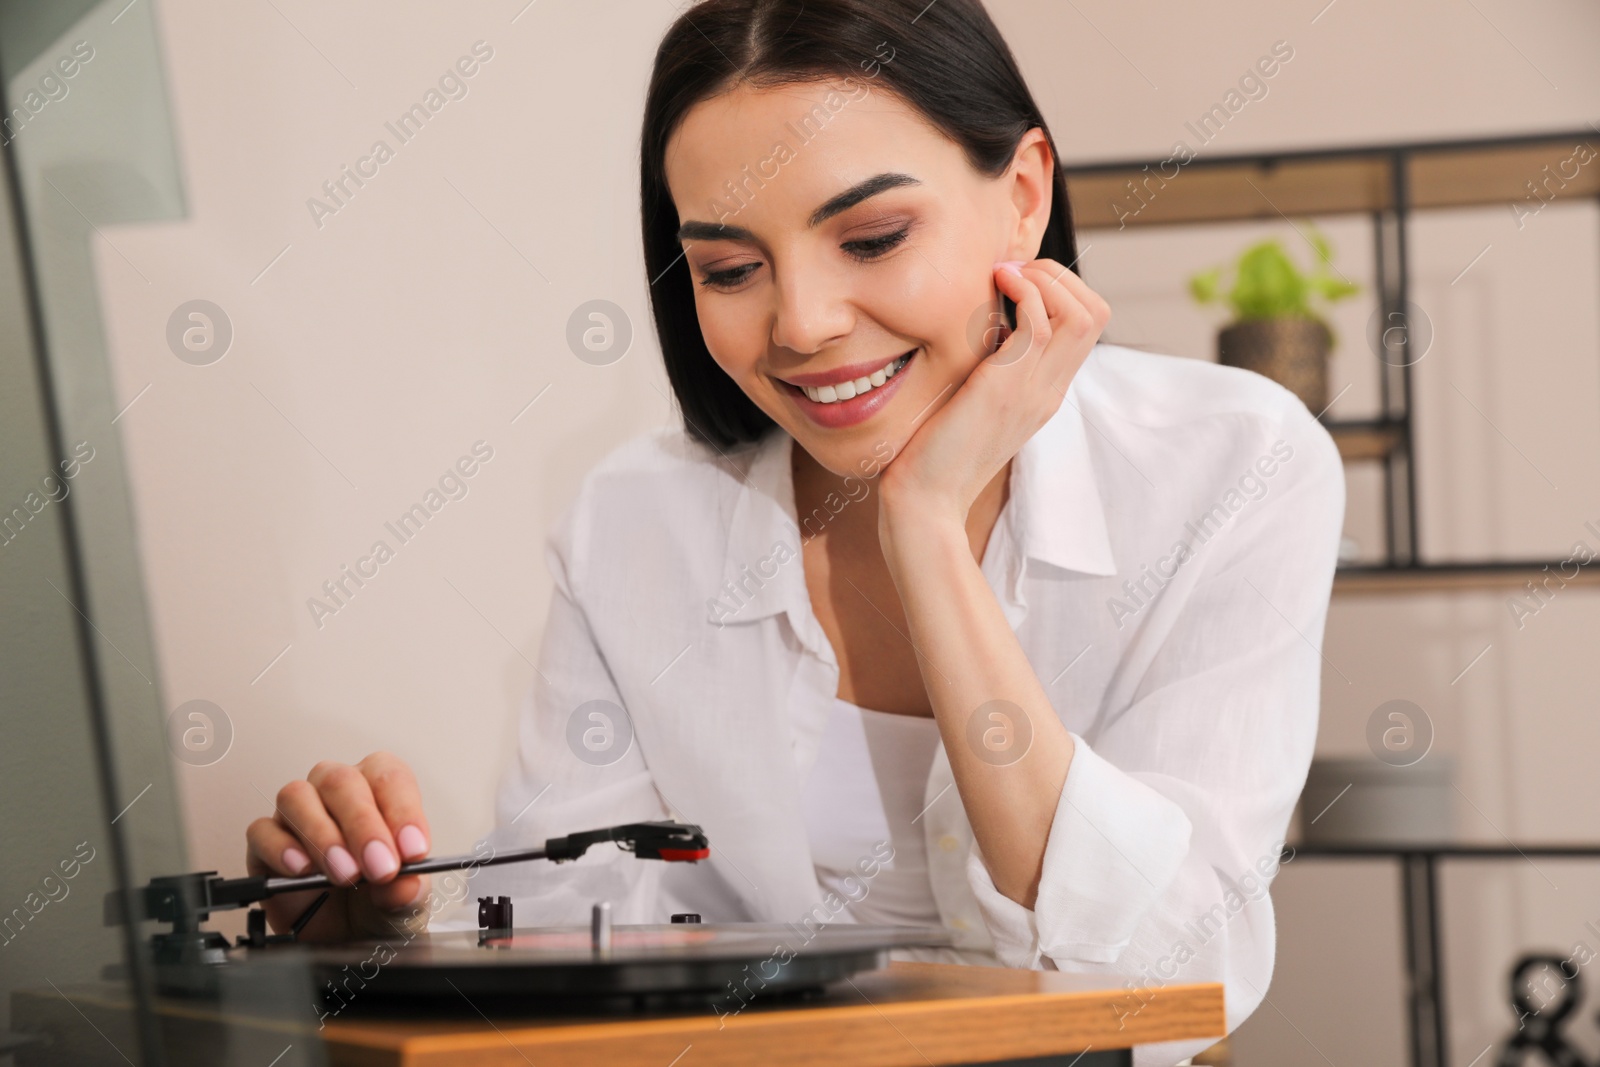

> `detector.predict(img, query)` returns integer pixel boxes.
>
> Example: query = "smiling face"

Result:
[663,78,1053,478]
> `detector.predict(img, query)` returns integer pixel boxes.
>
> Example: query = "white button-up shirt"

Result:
[454,342,1345,1066]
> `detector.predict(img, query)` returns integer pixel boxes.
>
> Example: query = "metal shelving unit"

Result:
[1282,843,1600,1067]
[1064,129,1600,594]
[1067,129,1600,1067]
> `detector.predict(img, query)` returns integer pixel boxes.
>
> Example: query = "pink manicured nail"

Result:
[397,824,428,859]
[998,260,1025,276]
[282,847,310,875]
[326,845,361,884]
[362,840,399,880]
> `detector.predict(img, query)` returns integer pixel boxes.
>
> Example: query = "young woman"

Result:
[246,1,1344,1060]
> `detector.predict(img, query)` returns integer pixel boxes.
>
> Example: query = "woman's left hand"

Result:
[876,257,1112,531]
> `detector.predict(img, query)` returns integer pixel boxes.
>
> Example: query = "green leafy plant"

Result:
[1188,222,1361,343]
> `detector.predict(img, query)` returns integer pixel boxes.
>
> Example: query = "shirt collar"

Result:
[1012,357,1119,579]
[706,351,1118,629]
[706,429,805,627]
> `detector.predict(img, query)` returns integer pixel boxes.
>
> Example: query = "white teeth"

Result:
[800,352,912,404]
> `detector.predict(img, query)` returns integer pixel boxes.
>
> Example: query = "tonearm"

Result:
[107,820,710,967]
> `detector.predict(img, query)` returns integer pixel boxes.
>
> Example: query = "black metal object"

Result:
[478,896,513,931]
[671,912,702,923]
[1391,149,1419,566]
[1369,146,1425,570]
[237,891,330,950]
[1495,955,1588,1067]
[1331,560,1600,581]
[1285,843,1600,1067]
[1401,852,1447,1067]
[1369,148,1422,567]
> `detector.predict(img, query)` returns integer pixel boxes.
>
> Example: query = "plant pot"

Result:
[1217,317,1330,414]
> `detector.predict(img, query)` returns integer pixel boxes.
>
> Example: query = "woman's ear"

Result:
[1001,128,1054,261]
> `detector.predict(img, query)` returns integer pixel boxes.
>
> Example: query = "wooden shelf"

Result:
[1333,562,1600,594]
[1068,155,1391,229]
[1065,129,1600,230]
[1411,139,1600,212]
[1326,419,1406,462]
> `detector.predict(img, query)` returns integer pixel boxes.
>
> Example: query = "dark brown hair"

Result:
[640,0,1079,449]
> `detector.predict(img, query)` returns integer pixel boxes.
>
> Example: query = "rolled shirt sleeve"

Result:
[966,732,1194,969]
[963,412,1345,1063]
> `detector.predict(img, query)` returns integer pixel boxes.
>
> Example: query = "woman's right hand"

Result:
[245,752,433,942]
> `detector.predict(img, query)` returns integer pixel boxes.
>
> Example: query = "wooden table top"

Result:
[17,962,1224,1067]
[320,961,1223,1066]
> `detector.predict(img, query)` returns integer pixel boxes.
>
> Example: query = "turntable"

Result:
[19,818,1228,1065]
[111,819,951,1008]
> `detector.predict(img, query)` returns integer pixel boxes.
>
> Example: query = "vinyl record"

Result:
[253,923,951,1005]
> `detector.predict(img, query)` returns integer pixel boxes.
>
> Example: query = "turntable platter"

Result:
[254,923,952,1004]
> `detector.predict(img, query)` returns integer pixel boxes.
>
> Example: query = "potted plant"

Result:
[1188,223,1360,414]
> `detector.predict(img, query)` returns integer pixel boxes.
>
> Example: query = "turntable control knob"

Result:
[671,913,702,924]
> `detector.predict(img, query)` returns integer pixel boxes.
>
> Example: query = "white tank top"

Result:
[799,696,944,927]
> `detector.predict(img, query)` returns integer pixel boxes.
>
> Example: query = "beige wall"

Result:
[85,0,1600,1062]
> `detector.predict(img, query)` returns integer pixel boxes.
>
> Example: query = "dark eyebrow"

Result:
[675,172,922,244]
